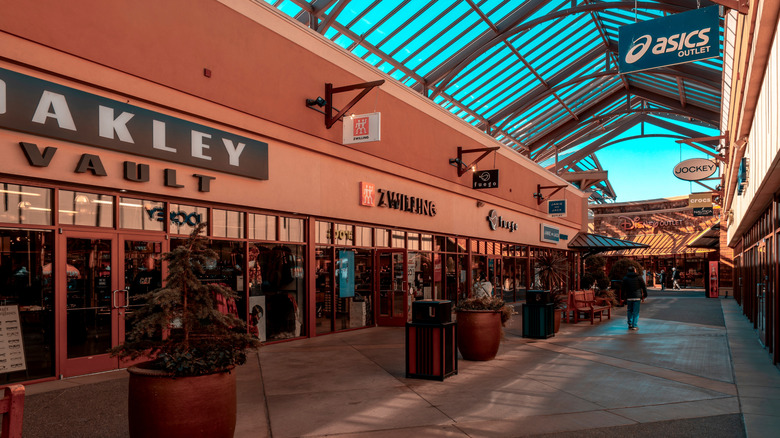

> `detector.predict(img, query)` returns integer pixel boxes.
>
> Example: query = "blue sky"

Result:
[589,122,720,203]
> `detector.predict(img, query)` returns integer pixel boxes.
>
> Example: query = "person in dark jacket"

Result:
[621,266,648,331]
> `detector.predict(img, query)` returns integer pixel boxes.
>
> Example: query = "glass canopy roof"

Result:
[263,0,724,202]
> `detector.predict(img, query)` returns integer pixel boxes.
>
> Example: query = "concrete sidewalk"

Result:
[20,291,780,437]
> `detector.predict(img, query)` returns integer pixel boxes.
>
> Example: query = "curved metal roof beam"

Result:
[485,67,717,133]
[427,2,690,99]
[552,133,699,172]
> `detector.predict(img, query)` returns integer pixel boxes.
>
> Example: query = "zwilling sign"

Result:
[619,5,719,74]
[343,112,381,144]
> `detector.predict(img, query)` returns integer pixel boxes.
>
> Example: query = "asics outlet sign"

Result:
[618,5,720,74]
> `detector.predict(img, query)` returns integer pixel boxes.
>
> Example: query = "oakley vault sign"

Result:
[619,5,720,74]
[0,67,269,180]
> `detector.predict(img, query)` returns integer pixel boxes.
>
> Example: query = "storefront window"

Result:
[315,247,333,334]
[169,204,207,235]
[355,226,372,247]
[0,229,54,383]
[248,214,277,241]
[280,217,304,242]
[355,227,374,246]
[248,242,305,341]
[407,233,419,250]
[172,238,245,318]
[391,231,405,248]
[409,252,433,300]
[0,184,52,226]
[333,248,373,330]
[213,209,244,239]
[119,198,165,231]
[315,221,332,244]
[375,228,390,247]
[59,191,114,227]
[333,223,354,246]
[421,234,433,251]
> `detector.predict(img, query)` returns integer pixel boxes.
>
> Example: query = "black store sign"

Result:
[473,169,499,189]
[693,206,713,217]
[0,67,268,180]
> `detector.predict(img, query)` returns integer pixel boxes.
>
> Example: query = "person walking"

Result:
[658,269,666,291]
[672,267,682,290]
[621,266,647,331]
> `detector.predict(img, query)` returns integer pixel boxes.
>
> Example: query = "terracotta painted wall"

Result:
[0,0,587,246]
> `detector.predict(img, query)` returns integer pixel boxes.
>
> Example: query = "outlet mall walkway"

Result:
[22,289,780,438]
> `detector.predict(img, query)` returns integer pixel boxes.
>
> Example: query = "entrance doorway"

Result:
[376,249,407,326]
[59,232,165,377]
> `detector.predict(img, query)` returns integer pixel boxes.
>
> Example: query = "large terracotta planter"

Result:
[127,362,236,438]
[456,310,502,361]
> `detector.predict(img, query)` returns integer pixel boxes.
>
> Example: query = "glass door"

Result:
[59,232,118,377]
[376,249,407,326]
[119,236,166,366]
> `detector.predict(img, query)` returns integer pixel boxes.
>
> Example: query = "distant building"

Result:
[590,196,729,292]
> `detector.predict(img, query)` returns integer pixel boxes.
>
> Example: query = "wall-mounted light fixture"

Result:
[449,146,499,177]
[306,96,327,107]
[476,200,485,207]
[533,183,567,205]
[306,80,385,129]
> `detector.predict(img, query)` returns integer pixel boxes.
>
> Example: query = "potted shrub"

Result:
[551,287,568,333]
[111,223,260,438]
[534,251,569,332]
[455,295,512,361]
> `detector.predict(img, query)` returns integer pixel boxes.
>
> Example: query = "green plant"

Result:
[551,287,568,310]
[582,255,610,290]
[608,258,643,283]
[534,251,568,290]
[111,223,260,376]
[455,296,513,326]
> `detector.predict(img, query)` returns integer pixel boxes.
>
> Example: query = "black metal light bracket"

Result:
[307,80,385,129]
[449,146,500,177]
[534,184,567,205]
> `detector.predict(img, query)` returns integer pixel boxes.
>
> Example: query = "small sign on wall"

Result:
[473,169,499,189]
[343,112,381,144]
[540,223,560,244]
[548,199,567,217]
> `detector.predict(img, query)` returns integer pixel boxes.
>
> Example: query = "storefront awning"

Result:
[568,232,649,256]
[687,222,720,249]
[602,232,715,257]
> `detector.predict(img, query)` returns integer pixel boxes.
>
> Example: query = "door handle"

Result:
[123,287,130,309]
[111,289,123,309]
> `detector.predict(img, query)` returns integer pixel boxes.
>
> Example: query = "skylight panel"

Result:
[270,0,303,17]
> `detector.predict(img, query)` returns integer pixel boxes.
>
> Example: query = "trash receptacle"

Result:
[406,300,457,381]
[522,290,554,338]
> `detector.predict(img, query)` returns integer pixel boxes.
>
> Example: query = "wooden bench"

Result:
[0,385,24,438]
[572,290,611,324]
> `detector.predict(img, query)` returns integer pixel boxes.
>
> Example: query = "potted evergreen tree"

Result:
[454,295,513,361]
[111,223,260,438]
